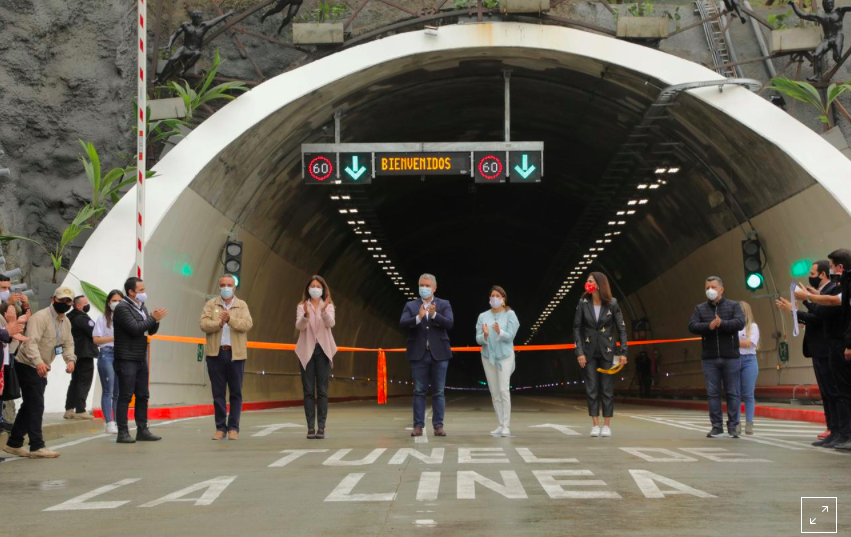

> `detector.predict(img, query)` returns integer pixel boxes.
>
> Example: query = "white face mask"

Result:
[489,297,504,309]
[135,292,147,304]
[705,288,719,301]
[309,287,323,299]
[0,290,9,302]
[108,301,120,311]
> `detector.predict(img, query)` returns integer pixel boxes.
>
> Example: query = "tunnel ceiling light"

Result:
[341,195,351,200]
[596,240,603,244]
[339,209,349,213]
[617,221,626,225]
[597,247,604,252]
[363,231,372,235]
[604,239,612,243]
[627,210,636,215]
[655,167,667,174]
[362,239,370,243]
[583,254,590,258]
[349,208,359,214]
[348,220,357,225]
[608,221,617,226]
[637,184,648,190]
[616,211,625,216]
[330,195,340,200]
[627,200,637,206]
[373,254,380,258]
[649,184,660,189]
[614,231,621,235]
[668,167,681,173]
[589,248,597,252]
[370,239,377,243]
[380,254,387,258]
[639,199,648,204]
[605,233,612,237]
[368,247,375,251]
[357,220,366,224]
[591,254,598,258]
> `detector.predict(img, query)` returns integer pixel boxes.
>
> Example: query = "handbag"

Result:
[0,361,21,401]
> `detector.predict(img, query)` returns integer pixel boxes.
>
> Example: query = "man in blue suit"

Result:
[400,273,454,437]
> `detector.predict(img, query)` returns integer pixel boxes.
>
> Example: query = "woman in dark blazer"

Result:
[573,272,628,438]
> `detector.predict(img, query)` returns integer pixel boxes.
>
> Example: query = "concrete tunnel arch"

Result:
[50,21,851,414]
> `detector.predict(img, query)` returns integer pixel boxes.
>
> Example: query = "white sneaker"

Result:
[106,422,118,434]
[500,427,511,437]
[601,426,612,437]
[590,426,601,437]
[490,426,503,436]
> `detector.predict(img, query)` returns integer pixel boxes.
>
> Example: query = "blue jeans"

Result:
[702,358,741,431]
[739,355,758,423]
[411,351,449,429]
[96,347,119,422]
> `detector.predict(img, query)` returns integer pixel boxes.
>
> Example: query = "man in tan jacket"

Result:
[199,274,253,440]
[3,286,77,459]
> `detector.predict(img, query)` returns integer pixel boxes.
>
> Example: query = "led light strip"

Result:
[525,166,681,344]
[136,0,146,279]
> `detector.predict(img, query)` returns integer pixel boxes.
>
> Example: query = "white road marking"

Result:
[529,424,582,436]
[533,470,621,499]
[458,447,509,464]
[515,447,579,464]
[414,519,437,526]
[251,423,304,437]
[323,448,387,466]
[325,473,396,502]
[457,471,527,499]
[389,448,445,465]
[416,472,441,501]
[44,478,140,511]
[619,448,698,462]
[140,476,237,507]
[629,470,716,499]
[268,449,328,468]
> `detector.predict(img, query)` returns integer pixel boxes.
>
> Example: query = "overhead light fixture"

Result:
[637,184,648,190]
[349,208,359,214]
[627,200,637,206]
[655,167,667,174]
[627,210,636,215]
[330,195,340,201]
[638,199,648,204]
[668,167,680,174]
[341,195,351,200]
[347,220,357,225]
[649,184,660,190]
[339,209,349,214]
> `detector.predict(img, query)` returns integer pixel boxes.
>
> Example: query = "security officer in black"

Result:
[64,296,99,420]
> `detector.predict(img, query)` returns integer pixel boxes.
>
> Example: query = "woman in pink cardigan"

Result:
[295,275,337,439]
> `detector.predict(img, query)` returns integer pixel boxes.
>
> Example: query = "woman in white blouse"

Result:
[93,290,124,434]
[737,301,760,436]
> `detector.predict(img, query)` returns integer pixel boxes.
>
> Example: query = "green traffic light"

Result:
[790,258,811,278]
[746,273,764,290]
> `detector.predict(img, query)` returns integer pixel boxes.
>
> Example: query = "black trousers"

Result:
[299,344,331,429]
[115,359,149,432]
[584,352,615,418]
[7,362,47,451]
[828,341,851,437]
[812,354,839,431]
[206,348,245,432]
[65,356,95,413]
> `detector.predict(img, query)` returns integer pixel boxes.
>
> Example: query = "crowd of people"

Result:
[1,252,848,459]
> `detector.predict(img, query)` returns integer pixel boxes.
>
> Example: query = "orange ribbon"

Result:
[148,335,702,404]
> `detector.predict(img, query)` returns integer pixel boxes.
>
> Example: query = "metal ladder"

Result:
[695,0,737,78]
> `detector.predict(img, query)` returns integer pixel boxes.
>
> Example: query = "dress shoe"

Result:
[28,448,60,459]
[824,435,849,448]
[116,431,136,444]
[833,439,851,451]
[136,428,162,442]
[818,429,831,440]
[212,431,226,440]
[2,445,30,457]
[315,428,325,439]
[411,427,423,437]
[307,429,316,439]
[63,409,75,420]
[813,435,836,447]
[227,430,239,440]
[434,427,446,437]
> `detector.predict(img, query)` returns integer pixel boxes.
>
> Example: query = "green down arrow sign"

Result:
[514,154,536,179]
[341,153,372,184]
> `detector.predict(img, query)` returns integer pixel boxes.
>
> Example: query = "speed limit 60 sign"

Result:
[304,153,337,184]
[474,152,506,183]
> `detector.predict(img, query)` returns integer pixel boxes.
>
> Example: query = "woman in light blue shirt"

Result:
[476,285,520,437]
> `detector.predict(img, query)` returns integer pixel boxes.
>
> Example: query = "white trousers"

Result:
[482,354,514,428]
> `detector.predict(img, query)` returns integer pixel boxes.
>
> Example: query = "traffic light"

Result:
[742,239,764,290]
[224,240,243,287]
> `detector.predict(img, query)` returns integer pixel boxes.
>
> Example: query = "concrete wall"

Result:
[628,182,850,390]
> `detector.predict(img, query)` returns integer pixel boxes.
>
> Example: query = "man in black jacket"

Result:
[777,260,838,444]
[114,277,168,444]
[688,276,746,438]
[63,296,98,421]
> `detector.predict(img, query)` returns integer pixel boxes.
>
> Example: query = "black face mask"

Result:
[809,276,822,288]
[82,305,91,313]
[53,302,72,314]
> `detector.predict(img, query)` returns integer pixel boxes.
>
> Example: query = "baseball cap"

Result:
[53,287,75,300]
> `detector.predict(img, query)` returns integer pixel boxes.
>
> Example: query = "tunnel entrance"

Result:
[63,21,851,413]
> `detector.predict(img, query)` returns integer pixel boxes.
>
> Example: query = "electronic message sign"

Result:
[304,153,336,184]
[373,153,470,176]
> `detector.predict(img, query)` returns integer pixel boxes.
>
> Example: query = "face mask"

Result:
[82,305,91,313]
[0,290,9,302]
[705,288,719,301]
[489,297,504,309]
[809,276,822,288]
[53,302,72,314]
[135,292,147,304]
[308,287,323,299]
[220,286,234,300]
[419,287,433,299]
[585,282,597,294]
[108,301,120,311]
[830,270,841,282]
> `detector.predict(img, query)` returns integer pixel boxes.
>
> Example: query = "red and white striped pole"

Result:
[136,0,147,279]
